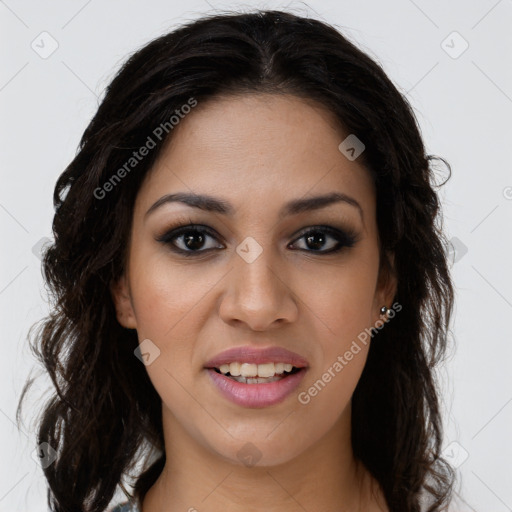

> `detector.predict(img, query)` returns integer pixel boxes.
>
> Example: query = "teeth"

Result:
[229,362,241,376]
[252,362,274,378]
[240,363,258,377]
[232,375,283,384]
[217,362,297,377]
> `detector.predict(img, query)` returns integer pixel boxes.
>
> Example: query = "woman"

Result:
[18,10,455,512]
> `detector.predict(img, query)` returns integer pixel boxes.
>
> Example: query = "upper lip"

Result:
[204,346,309,369]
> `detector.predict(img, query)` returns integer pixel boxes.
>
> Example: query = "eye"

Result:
[156,224,224,255]
[156,223,358,256]
[289,225,358,254]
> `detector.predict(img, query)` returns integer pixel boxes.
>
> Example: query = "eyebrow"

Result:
[145,191,363,221]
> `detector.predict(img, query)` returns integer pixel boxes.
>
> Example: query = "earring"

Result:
[380,305,391,316]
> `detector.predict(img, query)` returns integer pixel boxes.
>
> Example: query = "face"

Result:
[111,93,396,467]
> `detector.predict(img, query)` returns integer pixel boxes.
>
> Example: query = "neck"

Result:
[141,404,387,512]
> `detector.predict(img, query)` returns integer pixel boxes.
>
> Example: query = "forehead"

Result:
[135,93,375,221]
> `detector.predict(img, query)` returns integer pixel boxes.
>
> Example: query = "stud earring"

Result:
[380,305,391,316]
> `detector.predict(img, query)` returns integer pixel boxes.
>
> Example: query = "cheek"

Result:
[293,256,378,411]
[128,249,216,342]
[126,253,216,415]
[296,257,379,343]
[126,250,220,402]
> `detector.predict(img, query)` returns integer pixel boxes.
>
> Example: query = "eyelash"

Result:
[155,222,359,257]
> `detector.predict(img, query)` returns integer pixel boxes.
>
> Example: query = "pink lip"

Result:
[203,346,309,369]
[206,367,307,408]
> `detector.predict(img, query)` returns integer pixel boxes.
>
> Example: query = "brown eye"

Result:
[289,226,358,254]
[156,225,224,255]
[156,223,358,257]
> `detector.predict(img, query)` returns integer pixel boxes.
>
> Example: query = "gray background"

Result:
[1,0,511,510]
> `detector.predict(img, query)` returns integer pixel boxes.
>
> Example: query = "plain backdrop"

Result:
[1,0,511,510]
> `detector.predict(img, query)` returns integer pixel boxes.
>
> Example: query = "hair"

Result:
[17,9,455,512]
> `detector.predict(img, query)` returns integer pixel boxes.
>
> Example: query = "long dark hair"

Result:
[17,10,454,512]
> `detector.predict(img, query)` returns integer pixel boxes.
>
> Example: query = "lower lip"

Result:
[205,368,307,408]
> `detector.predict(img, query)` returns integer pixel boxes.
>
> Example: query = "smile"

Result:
[213,362,301,383]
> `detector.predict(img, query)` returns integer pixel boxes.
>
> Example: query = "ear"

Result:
[373,250,398,321]
[110,274,138,329]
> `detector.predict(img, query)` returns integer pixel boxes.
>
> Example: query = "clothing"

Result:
[109,501,141,512]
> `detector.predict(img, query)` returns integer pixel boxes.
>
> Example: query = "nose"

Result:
[218,245,299,331]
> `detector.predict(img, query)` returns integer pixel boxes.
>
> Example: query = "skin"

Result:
[111,93,396,512]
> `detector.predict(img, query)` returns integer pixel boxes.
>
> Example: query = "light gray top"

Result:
[109,501,141,512]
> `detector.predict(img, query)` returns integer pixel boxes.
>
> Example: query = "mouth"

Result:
[209,362,303,384]
[205,365,307,408]
[203,345,309,407]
